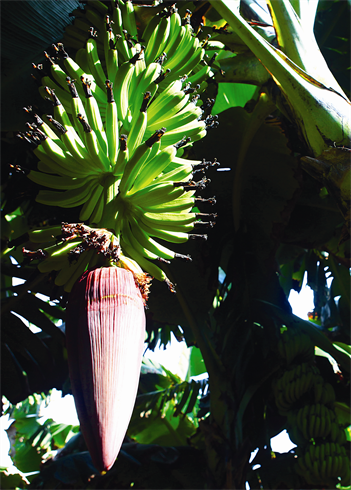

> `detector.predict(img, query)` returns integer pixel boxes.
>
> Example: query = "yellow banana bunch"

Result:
[20,1,217,290]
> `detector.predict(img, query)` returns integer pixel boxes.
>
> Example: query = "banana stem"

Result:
[98,179,121,233]
[106,177,120,205]
[232,92,277,230]
[215,53,271,86]
[209,0,351,156]
[288,0,318,32]
[161,264,226,383]
[266,0,344,92]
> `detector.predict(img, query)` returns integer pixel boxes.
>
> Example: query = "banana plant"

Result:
[16,0,216,473]
[209,0,351,157]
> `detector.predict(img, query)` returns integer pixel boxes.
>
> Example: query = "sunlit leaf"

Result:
[212,83,257,115]
[187,346,207,378]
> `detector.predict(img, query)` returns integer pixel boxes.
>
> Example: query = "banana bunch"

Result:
[20,1,217,291]
[63,1,213,90]
[273,362,323,413]
[277,329,314,365]
[24,223,151,296]
[295,442,350,487]
[32,0,212,138]
[273,328,350,487]
[287,403,347,444]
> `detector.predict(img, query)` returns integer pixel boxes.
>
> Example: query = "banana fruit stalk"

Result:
[210,0,351,157]
[65,266,147,472]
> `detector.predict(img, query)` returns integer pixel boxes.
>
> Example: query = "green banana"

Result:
[104,23,119,83]
[127,182,185,207]
[122,0,138,41]
[186,64,213,87]
[66,79,88,141]
[36,180,98,208]
[39,77,72,108]
[121,222,160,262]
[81,79,108,154]
[126,92,150,156]
[147,84,189,123]
[161,120,206,147]
[165,40,204,85]
[87,1,109,15]
[147,102,203,133]
[118,129,164,194]
[28,226,62,244]
[45,52,71,91]
[45,113,94,172]
[165,22,193,71]
[120,236,170,284]
[28,170,90,190]
[113,57,136,123]
[112,4,132,62]
[131,62,162,117]
[142,211,197,227]
[79,184,104,221]
[142,192,195,213]
[77,114,110,172]
[90,190,105,225]
[105,80,119,165]
[137,218,190,244]
[37,239,82,272]
[33,113,65,146]
[166,9,182,51]
[152,164,193,186]
[58,44,106,102]
[144,15,170,65]
[86,34,107,88]
[129,217,179,262]
[85,7,105,34]
[128,145,177,192]
[33,131,94,178]
[170,22,198,68]
[54,248,90,287]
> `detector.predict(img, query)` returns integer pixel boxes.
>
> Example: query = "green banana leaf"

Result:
[186,346,207,378]
[209,0,351,156]
[1,0,81,131]
[212,83,257,115]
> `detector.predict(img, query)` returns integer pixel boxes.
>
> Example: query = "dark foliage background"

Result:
[1,1,350,489]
